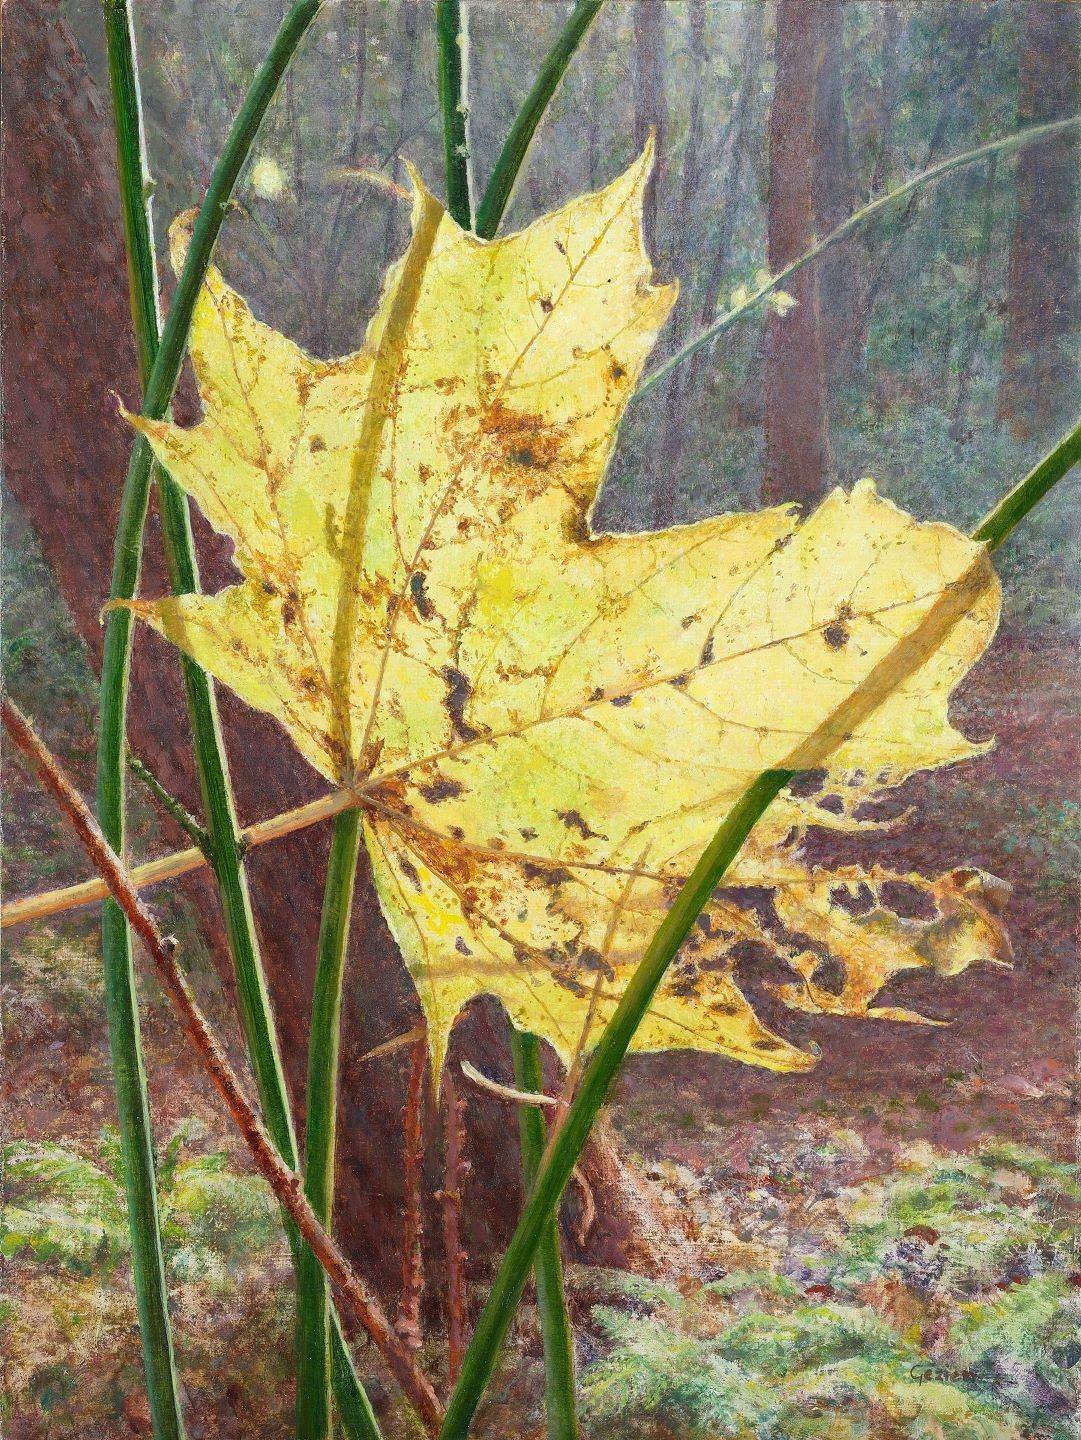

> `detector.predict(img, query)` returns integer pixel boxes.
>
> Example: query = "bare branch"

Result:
[1,697,444,1434]
[440,1069,470,1386]
[396,1032,429,1351]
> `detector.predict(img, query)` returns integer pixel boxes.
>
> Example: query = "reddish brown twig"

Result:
[1,697,444,1435]
[440,1068,470,1386]
[396,1031,429,1351]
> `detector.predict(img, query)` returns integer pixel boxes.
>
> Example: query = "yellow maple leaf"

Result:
[123,147,1003,1079]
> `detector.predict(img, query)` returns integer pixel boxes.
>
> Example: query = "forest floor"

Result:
[2,630,1078,1438]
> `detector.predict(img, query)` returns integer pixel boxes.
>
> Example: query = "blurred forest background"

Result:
[2,2,1079,1437]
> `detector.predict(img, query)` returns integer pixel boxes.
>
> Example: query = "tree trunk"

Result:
[764,0,831,508]
[997,1,1081,437]
[812,0,860,387]
[2,0,660,1319]
[633,0,667,259]
[654,2,767,521]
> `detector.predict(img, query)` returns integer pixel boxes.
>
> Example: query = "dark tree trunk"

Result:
[633,0,667,259]
[764,0,831,507]
[654,2,766,522]
[812,0,860,387]
[843,0,902,371]
[997,1,1081,437]
[2,0,659,1320]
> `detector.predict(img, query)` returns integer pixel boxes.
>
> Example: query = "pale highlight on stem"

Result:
[2,786,358,928]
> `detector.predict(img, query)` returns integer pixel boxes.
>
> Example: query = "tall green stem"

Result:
[973,417,1081,551]
[474,0,605,239]
[100,3,379,1436]
[439,414,1081,1438]
[510,1029,578,1440]
[100,8,186,1434]
[297,808,363,1439]
[436,0,473,227]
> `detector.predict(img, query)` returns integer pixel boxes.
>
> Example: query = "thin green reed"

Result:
[297,808,364,1440]
[437,417,1081,1438]
[474,0,605,239]
[511,1028,579,1440]
[99,4,379,1436]
[437,5,610,1433]
[635,116,1081,402]
[101,6,192,1433]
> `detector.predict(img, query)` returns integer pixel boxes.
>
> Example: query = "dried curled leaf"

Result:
[123,148,1003,1079]
[768,865,1013,1024]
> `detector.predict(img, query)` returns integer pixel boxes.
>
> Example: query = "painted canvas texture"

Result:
[2,4,1078,1439]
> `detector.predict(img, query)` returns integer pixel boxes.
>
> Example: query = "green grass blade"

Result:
[510,1028,578,1440]
[436,0,473,227]
[474,0,605,239]
[100,3,380,1435]
[297,807,363,1439]
[437,407,1081,1440]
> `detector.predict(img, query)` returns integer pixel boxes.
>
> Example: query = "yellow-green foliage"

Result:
[580,1145,1079,1440]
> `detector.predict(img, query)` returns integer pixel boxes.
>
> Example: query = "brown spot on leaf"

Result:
[398,855,423,893]
[561,506,591,547]
[417,776,464,804]
[309,434,327,453]
[557,809,605,841]
[522,861,574,887]
[822,603,854,651]
[579,946,615,981]
[410,571,434,620]
[440,665,484,743]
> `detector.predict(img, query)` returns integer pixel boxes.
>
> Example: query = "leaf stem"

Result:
[473,0,606,239]
[439,771,792,1438]
[634,116,1081,401]
[298,806,363,1440]
[100,3,381,1434]
[510,1029,578,1440]
[436,0,473,228]
[128,753,210,855]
